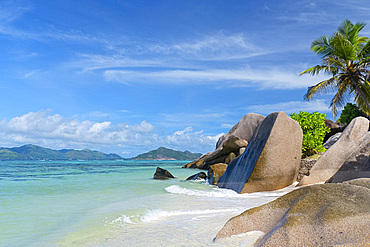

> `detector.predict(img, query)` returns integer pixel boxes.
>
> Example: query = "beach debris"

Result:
[153,167,175,179]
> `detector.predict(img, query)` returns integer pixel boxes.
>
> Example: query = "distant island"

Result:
[0,144,202,161]
[0,144,122,160]
[131,147,202,160]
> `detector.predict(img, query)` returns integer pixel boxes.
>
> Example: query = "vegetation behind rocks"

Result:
[291,111,330,158]
[338,103,367,126]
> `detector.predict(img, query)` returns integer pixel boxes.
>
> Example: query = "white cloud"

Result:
[22,70,38,79]
[72,53,164,72]
[147,32,266,61]
[66,32,268,74]
[164,126,221,151]
[246,99,331,115]
[104,67,330,89]
[0,110,219,156]
[0,110,155,147]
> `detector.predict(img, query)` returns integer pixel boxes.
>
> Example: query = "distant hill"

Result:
[132,147,202,160]
[0,144,123,160]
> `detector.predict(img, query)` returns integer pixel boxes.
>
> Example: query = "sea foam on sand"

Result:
[100,182,300,247]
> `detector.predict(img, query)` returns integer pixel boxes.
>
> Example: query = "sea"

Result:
[0,160,298,247]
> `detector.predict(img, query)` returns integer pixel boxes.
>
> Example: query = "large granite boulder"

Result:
[182,136,248,170]
[323,132,342,149]
[326,132,370,183]
[153,167,175,179]
[183,113,265,170]
[324,119,339,129]
[217,112,303,193]
[323,119,344,143]
[299,116,369,186]
[215,178,370,246]
[208,163,228,185]
[216,113,265,149]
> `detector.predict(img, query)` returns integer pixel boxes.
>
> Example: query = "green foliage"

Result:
[290,111,330,158]
[338,103,366,125]
[133,147,202,160]
[301,20,370,118]
[0,144,122,160]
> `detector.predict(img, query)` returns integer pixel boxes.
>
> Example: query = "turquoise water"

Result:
[0,160,297,246]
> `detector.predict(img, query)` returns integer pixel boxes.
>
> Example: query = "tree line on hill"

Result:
[0,144,202,161]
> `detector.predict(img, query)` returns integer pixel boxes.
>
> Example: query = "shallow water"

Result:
[0,160,297,246]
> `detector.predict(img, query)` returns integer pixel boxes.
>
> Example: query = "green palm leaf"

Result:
[301,20,370,119]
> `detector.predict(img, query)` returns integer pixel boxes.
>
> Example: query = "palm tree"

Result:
[301,19,370,118]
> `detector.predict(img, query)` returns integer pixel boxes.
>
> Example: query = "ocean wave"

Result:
[141,208,239,222]
[110,214,135,228]
[165,185,242,197]
[110,208,239,227]
[165,183,299,198]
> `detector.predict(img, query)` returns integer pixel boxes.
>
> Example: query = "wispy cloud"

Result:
[70,54,165,72]
[0,1,102,43]
[277,1,329,25]
[246,99,331,115]
[147,32,267,61]
[104,67,330,89]
[22,70,38,79]
[68,32,270,73]
[0,1,31,23]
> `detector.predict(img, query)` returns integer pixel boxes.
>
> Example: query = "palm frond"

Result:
[302,20,370,116]
[304,77,337,100]
[329,82,351,118]
[300,65,330,76]
[311,36,333,58]
[325,56,345,75]
[359,39,370,59]
[337,20,366,47]
[350,79,370,115]
[331,34,357,61]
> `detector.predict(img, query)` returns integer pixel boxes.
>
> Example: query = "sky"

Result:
[0,0,369,157]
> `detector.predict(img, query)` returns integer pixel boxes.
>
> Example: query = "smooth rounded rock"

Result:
[299,116,370,185]
[215,178,370,246]
[218,112,302,193]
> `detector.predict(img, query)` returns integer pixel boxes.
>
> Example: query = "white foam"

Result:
[110,214,136,227]
[165,185,242,197]
[110,208,240,227]
[165,183,299,198]
[141,208,240,222]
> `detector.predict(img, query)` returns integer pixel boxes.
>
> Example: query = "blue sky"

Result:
[0,0,369,157]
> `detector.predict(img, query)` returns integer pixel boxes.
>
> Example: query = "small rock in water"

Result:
[153,167,175,179]
[186,172,207,181]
